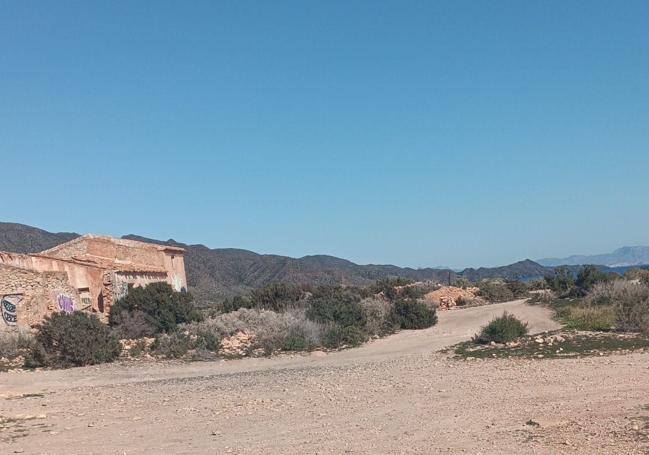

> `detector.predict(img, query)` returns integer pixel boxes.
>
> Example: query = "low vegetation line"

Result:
[3,264,649,370]
[454,331,649,360]
[450,265,649,360]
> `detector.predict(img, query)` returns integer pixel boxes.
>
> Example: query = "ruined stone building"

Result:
[0,235,187,330]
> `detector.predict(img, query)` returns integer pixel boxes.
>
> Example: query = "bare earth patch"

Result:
[1,300,647,454]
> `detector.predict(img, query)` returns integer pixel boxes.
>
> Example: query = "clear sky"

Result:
[1,1,648,269]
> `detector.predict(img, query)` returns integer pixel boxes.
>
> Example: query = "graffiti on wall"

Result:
[1,294,21,326]
[113,281,129,303]
[57,294,74,313]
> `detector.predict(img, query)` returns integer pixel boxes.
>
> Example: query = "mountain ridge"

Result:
[3,221,640,303]
[538,246,649,267]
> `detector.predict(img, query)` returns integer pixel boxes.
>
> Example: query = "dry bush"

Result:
[455,296,474,307]
[151,332,191,358]
[587,280,649,332]
[181,308,328,354]
[527,290,556,304]
[110,310,156,339]
[360,297,397,336]
[0,328,35,359]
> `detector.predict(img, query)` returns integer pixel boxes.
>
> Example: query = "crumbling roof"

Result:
[39,234,185,256]
[54,255,168,273]
[0,250,167,273]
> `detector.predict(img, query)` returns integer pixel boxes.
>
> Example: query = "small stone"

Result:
[311,350,327,358]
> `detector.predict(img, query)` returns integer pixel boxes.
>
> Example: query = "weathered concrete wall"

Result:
[0,252,105,313]
[88,239,164,268]
[43,236,188,292]
[163,253,188,292]
[0,235,189,327]
[0,264,81,331]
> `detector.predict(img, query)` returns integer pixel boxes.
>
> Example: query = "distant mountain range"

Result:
[538,246,649,267]
[1,222,646,303]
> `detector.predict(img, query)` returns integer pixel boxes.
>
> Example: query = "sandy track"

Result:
[1,300,648,454]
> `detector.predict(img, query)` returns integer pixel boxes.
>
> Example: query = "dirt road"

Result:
[2,300,648,454]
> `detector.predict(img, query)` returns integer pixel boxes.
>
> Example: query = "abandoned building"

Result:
[0,235,187,330]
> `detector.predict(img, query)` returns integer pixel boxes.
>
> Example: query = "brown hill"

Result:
[1,222,562,304]
[0,222,79,253]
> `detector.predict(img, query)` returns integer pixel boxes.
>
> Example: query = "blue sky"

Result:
[1,1,648,269]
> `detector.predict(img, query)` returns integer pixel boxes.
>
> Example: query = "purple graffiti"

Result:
[57,294,74,313]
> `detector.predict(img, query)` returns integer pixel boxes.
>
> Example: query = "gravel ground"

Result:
[1,300,648,454]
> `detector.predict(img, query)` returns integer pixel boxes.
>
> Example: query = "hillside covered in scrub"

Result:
[0,221,640,304]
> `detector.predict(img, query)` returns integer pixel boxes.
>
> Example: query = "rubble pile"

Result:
[424,286,480,310]
[219,331,253,357]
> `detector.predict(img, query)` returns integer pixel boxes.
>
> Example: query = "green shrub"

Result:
[151,332,191,358]
[248,283,305,312]
[26,312,121,368]
[282,333,311,351]
[392,299,437,330]
[110,310,156,339]
[545,267,574,295]
[477,281,514,303]
[109,283,199,335]
[575,265,612,294]
[322,326,367,348]
[558,304,615,331]
[193,330,221,351]
[473,312,528,344]
[306,289,366,329]
[219,283,308,313]
[221,295,253,313]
